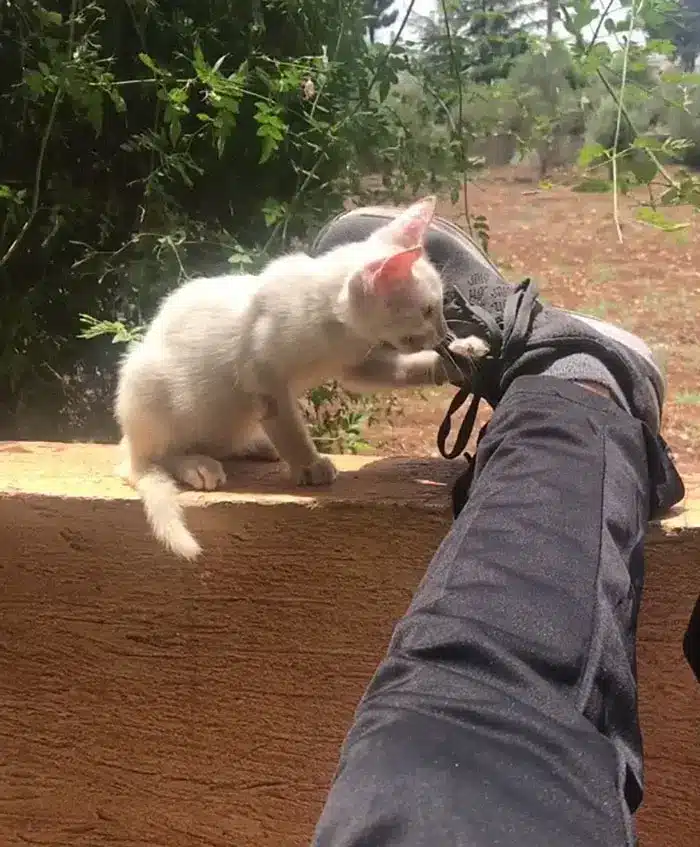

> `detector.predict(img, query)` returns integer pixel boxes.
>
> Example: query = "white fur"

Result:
[115,198,489,559]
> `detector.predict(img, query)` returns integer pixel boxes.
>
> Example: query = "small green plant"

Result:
[78,315,144,344]
[560,0,700,240]
[674,390,700,406]
[302,382,376,454]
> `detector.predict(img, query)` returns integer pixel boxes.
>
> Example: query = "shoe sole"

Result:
[568,312,664,380]
[339,204,503,273]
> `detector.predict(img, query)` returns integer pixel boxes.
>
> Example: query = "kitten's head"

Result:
[343,196,447,353]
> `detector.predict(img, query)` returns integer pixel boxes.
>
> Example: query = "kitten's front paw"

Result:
[293,456,338,486]
[171,455,227,491]
[449,335,490,359]
[438,335,491,385]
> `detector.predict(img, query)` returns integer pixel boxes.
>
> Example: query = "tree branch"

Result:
[0,0,80,269]
[439,0,473,236]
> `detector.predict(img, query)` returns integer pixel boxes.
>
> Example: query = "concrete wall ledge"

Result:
[1,442,698,847]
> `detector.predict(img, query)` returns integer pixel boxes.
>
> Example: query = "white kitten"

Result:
[115,196,487,560]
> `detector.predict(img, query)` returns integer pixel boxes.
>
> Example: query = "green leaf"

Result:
[636,207,689,232]
[168,86,188,105]
[193,44,208,76]
[259,134,276,164]
[646,39,676,56]
[261,198,285,227]
[228,244,257,268]
[631,135,664,152]
[629,59,649,74]
[36,7,63,27]
[620,153,658,185]
[212,54,228,73]
[171,158,194,188]
[573,5,599,33]
[230,59,249,84]
[24,70,45,96]
[577,142,607,167]
[378,76,391,103]
[572,178,613,193]
[83,91,104,134]
[138,53,159,74]
[109,89,127,114]
[169,117,181,147]
[78,315,144,344]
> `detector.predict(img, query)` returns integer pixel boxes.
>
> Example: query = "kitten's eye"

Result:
[422,305,434,319]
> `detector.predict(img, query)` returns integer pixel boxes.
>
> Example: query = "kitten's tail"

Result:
[133,465,202,560]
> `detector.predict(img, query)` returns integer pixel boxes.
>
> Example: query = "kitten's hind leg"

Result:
[163,454,227,491]
[260,388,337,486]
[120,411,226,492]
[229,425,280,462]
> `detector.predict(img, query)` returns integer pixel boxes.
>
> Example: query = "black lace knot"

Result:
[437,278,539,462]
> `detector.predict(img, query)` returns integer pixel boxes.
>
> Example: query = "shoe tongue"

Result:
[442,268,515,352]
[311,207,514,343]
[441,259,511,326]
[462,275,512,322]
[424,226,513,326]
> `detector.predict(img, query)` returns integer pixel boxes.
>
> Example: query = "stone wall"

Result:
[1,443,698,846]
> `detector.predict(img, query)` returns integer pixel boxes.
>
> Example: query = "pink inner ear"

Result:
[362,246,423,296]
[388,195,437,247]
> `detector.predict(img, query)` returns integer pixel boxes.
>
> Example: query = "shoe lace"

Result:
[435,279,685,526]
[436,278,540,460]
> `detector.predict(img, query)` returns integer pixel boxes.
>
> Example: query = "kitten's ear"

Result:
[380,195,437,248]
[360,246,423,296]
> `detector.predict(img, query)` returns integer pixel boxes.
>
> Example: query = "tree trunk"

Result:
[546,0,556,37]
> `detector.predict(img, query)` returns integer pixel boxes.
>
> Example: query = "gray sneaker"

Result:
[311,206,685,517]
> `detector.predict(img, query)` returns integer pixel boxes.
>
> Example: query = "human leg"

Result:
[309,209,685,847]
[312,375,652,847]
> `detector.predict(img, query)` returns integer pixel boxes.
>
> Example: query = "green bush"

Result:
[659,75,700,166]
[499,39,588,175]
[5,0,700,447]
[0,0,426,440]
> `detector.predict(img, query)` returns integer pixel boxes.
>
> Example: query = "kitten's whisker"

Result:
[439,345,462,379]
[447,318,478,330]
[362,343,383,363]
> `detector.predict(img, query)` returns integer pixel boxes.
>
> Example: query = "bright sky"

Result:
[376,0,435,41]
[378,0,637,47]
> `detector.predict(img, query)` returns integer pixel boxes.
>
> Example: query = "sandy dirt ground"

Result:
[367,167,700,481]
